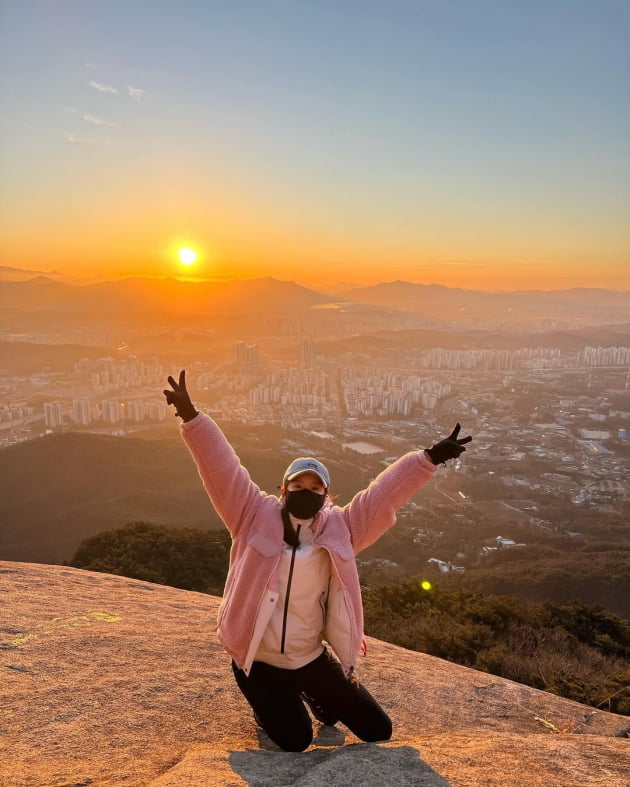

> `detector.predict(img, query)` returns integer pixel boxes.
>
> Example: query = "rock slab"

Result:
[1,562,628,786]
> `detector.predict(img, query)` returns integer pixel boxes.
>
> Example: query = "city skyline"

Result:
[1,1,629,290]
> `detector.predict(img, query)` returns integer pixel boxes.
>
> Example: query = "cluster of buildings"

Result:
[576,346,630,367]
[249,367,329,408]
[232,341,260,375]
[424,537,527,577]
[0,354,174,444]
[233,339,317,375]
[341,369,452,417]
[195,341,630,427]
[412,344,630,372]
[74,355,165,394]
[43,398,167,430]
[0,402,35,424]
[3,335,630,452]
[38,355,172,432]
[416,346,563,371]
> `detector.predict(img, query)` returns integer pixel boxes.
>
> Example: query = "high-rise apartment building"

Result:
[101,399,123,424]
[234,341,259,374]
[44,401,64,429]
[233,341,247,366]
[72,398,92,425]
[125,400,145,422]
[245,343,259,373]
[145,401,167,421]
[300,339,316,369]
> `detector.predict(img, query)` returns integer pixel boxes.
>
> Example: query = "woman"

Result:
[164,370,471,751]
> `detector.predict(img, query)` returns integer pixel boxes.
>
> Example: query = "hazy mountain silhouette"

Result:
[1,276,629,333]
[0,265,63,281]
[316,323,630,355]
[0,276,78,310]
[0,340,113,374]
[342,280,630,320]
[0,276,336,330]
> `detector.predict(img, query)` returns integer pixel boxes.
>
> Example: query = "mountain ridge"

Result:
[2,276,629,331]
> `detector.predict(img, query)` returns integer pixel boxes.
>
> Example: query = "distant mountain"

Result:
[0,276,335,330]
[2,275,629,335]
[0,276,78,311]
[343,281,630,323]
[0,340,114,374]
[0,266,63,282]
[316,322,630,355]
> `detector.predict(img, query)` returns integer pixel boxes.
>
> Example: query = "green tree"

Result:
[362,580,630,715]
[69,522,230,594]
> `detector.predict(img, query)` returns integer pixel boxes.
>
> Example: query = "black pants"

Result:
[232,648,392,752]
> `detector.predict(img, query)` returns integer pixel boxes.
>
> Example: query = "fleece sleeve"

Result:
[342,450,437,554]
[180,413,267,538]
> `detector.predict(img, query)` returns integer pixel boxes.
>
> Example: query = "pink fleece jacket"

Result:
[181,413,437,676]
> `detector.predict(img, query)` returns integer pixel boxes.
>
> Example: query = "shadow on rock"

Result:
[253,724,347,751]
[228,743,451,786]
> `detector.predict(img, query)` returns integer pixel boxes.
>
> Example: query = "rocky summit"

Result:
[2,562,628,786]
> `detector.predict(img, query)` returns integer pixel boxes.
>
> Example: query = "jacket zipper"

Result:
[280,524,301,654]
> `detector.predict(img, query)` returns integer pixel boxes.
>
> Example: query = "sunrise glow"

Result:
[0,2,627,290]
[178,248,198,267]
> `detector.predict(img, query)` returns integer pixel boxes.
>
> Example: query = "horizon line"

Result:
[2,270,629,295]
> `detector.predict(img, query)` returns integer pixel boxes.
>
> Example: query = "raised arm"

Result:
[164,370,266,538]
[342,423,472,553]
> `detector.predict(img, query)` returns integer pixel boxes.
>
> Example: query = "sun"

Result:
[178,247,198,266]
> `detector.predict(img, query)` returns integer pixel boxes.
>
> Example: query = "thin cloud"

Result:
[82,113,119,128]
[89,80,118,94]
[63,131,111,145]
[63,131,96,144]
[126,85,144,102]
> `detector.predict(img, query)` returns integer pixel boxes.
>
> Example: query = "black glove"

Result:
[163,369,198,422]
[426,423,472,465]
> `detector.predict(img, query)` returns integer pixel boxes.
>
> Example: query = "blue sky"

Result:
[1,0,628,288]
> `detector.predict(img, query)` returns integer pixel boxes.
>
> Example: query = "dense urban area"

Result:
[2,331,628,582]
[2,278,630,718]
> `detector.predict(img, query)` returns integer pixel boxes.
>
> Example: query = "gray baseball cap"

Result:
[283,457,330,489]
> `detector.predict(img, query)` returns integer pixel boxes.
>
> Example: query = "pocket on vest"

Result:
[246,531,279,558]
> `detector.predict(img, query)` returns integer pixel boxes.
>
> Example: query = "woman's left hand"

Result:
[426,423,472,465]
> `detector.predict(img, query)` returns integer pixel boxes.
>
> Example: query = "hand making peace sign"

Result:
[425,423,472,465]
[163,369,198,422]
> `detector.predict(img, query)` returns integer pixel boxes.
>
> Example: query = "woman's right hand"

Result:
[163,369,198,422]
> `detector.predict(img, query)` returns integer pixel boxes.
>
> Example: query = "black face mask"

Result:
[285,489,325,519]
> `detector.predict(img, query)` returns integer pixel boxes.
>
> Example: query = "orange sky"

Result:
[1,2,628,292]
[3,210,627,291]
[2,143,627,290]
